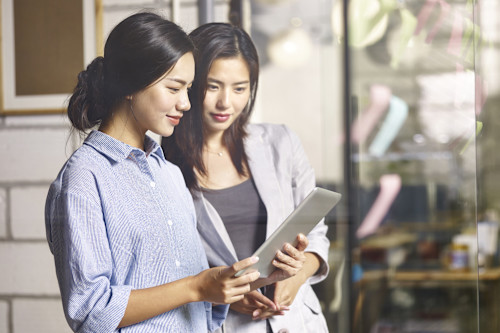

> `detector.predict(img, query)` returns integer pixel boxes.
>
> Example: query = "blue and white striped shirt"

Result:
[45,130,228,332]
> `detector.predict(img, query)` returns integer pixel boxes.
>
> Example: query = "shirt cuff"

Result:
[206,302,229,332]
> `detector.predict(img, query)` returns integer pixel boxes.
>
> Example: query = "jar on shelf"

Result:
[449,242,469,272]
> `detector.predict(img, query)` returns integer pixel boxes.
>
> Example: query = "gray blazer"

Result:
[193,123,330,333]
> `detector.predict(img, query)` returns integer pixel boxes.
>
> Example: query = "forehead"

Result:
[208,56,250,78]
[159,52,195,83]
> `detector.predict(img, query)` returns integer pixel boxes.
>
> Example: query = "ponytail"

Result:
[67,57,106,132]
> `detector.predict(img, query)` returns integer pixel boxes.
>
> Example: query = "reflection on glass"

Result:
[244,0,499,331]
[345,0,493,332]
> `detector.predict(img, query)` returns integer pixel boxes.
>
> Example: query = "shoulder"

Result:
[246,123,301,148]
[50,144,111,196]
[163,159,187,186]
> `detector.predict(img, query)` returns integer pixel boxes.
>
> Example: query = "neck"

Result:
[204,130,225,151]
[99,104,145,150]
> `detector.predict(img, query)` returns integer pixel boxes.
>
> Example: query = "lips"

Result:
[167,114,182,126]
[211,113,231,122]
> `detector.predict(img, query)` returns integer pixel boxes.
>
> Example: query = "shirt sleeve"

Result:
[205,302,229,332]
[46,173,132,332]
[283,125,331,285]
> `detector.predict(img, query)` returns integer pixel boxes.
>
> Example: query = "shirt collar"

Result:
[84,130,167,163]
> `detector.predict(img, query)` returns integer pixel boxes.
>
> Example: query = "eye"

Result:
[168,87,180,93]
[235,86,248,93]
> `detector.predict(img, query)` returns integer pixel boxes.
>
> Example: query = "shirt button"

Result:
[167,220,173,226]
[278,330,289,333]
[150,181,156,188]
[175,260,181,267]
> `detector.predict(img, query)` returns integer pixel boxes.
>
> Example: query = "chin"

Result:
[149,127,174,138]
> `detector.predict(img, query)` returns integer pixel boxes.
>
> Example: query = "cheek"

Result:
[203,95,215,110]
[236,95,251,113]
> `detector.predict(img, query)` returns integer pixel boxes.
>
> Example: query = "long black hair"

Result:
[67,12,194,132]
[162,23,260,192]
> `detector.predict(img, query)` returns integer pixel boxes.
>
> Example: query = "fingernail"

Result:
[252,256,259,263]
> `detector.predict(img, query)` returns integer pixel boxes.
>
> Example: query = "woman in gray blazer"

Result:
[162,23,329,333]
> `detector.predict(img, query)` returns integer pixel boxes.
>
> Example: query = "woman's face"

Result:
[131,52,195,138]
[202,56,251,136]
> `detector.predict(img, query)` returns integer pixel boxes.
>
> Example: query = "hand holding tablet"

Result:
[235,187,341,278]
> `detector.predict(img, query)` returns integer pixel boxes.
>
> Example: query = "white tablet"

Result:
[235,187,341,278]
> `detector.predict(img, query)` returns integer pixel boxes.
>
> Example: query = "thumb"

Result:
[295,233,309,251]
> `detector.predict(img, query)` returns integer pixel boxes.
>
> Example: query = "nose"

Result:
[216,89,230,109]
[177,90,191,111]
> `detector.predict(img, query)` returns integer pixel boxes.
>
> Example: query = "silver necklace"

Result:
[204,148,223,157]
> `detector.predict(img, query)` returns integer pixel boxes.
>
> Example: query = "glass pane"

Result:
[477,1,500,331]
[345,0,483,332]
[242,0,498,332]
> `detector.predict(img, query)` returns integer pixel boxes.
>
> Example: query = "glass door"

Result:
[341,0,490,332]
[238,0,500,332]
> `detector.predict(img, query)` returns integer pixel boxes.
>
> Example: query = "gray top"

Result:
[203,178,267,260]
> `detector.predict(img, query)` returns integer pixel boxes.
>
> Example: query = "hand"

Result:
[248,285,288,320]
[273,252,322,308]
[265,233,308,284]
[230,290,279,316]
[194,256,261,304]
[273,276,304,309]
[251,306,287,320]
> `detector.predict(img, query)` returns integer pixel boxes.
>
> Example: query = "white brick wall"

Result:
[0,189,7,239]
[0,300,8,333]
[0,1,231,332]
[12,299,70,333]
[0,242,59,295]
[11,186,50,240]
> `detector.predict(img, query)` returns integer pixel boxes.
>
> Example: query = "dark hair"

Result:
[162,23,260,192]
[67,12,194,132]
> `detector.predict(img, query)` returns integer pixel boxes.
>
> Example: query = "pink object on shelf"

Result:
[415,0,452,44]
[351,85,392,144]
[447,11,463,56]
[356,174,402,239]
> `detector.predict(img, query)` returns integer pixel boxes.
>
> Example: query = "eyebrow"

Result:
[207,78,250,85]
[166,77,192,85]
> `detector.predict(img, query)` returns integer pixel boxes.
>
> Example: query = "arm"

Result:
[249,126,330,319]
[48,180,260,331]
[285,125,330,283]
[119,257,260,328]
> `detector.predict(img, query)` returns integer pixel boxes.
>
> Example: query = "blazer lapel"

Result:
[245,129,287,237]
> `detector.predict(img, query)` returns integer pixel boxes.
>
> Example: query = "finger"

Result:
[250,291,277,311]
[225,293,245,305]
[295,233,309,251]
[224,256,259,277]
[275,250,301,268]
[282,242,300,258]
[233,270,260,286]
[272,259,299,276]
[253,309,286,320]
